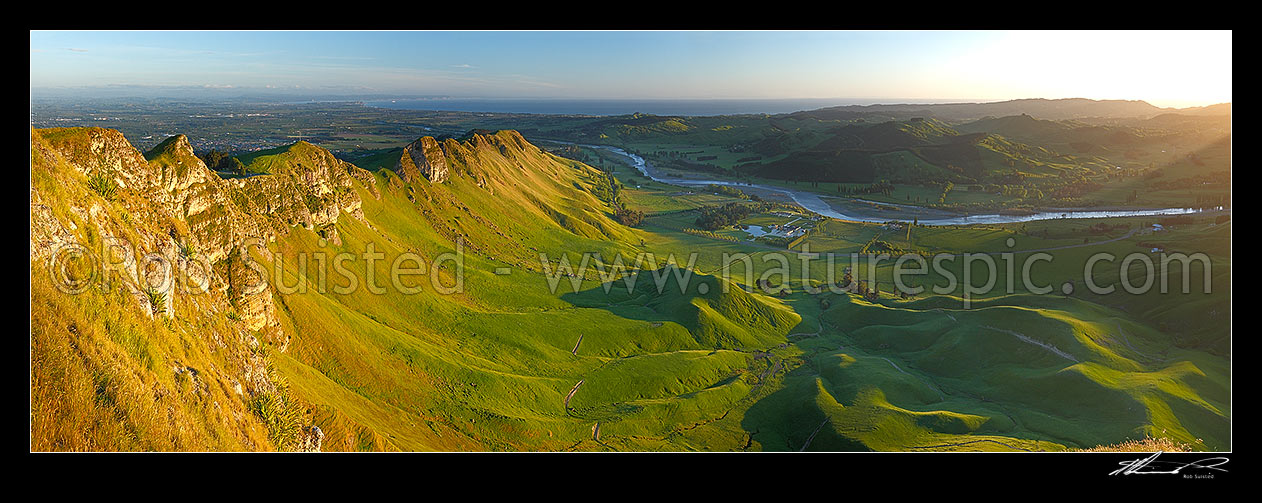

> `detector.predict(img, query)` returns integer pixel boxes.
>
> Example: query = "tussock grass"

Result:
[31,263,274,451]
[247,383,305,450]
[1077,436,1195,452]
[144,288,167,315]
[30,128,283,452]
[87,170,117,201]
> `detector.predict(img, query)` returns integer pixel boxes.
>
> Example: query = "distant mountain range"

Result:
[788,98,1231,122]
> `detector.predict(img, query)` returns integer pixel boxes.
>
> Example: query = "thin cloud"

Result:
[66,48,88,53]
[315,55,378,61]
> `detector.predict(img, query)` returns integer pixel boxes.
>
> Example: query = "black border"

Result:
[26,22,1234,487]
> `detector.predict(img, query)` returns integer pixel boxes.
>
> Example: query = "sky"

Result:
[29,30,1232,108]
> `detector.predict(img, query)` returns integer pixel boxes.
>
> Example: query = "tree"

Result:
[866,281,880,301]
[201,149,228,170]
[694,202,751,231]
[199,149,247,176]
[614,208,645,227]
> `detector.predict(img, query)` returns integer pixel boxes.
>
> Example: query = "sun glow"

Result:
[945,30,1231,108]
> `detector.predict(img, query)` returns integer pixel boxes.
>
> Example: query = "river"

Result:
[557,141,1217,226]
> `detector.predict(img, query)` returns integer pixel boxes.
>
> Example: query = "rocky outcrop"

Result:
[348,164,381,200]
[29,188,75,263]
[43,127,155,192]
[31,128,374,341]
[295,425,325,452]
[230,141,368,234]
[147,134,253,263]
[390,130,548,191]
[30,127,389,450]
[394,136,449,183]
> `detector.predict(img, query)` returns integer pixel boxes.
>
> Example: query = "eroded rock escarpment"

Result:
[391,130,544,192]
[33,128,375,333]
[394,136,449,184]
[30,127,381,450]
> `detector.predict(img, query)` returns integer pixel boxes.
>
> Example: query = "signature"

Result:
[1110,451,1229,476]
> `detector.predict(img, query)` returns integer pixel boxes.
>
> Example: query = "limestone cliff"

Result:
[393,136,449,184]
[29,127,376,451]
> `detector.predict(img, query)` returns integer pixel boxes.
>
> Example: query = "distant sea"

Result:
[362,98,964,117]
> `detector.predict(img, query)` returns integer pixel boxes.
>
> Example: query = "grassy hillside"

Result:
[460,105,1229,211]
[750,118,1107,191]
[31,128,281,450]
[30,125,1231,452]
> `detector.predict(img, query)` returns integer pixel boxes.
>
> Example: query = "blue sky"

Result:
[29,31,1232,107]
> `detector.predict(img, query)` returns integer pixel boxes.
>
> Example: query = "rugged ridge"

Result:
[394,136,449,184]
[34,129,383,333]
[30,127,387,451]
[391,130,547,187]
[31,125,644,452]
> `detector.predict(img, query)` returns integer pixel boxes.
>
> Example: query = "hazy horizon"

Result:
[30,30,1231,109]
[31,91,1230,119]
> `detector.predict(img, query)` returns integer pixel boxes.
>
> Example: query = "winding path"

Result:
[982,326,1079,363]
[800,419,831,451]
[1114,321,1166,363]
[788,318,825,338]
[907,439,1036,452]
[564,379,585,410]
[881,357,946,401]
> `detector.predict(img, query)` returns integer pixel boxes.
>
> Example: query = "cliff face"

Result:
[34,128,383,332]
[229,141,373,245]
[31,126,632,452]
[29,127,376,451]
[394,136,449,184]
[390,130,549,193]
[392,130,552,186]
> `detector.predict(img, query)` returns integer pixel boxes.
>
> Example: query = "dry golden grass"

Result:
[30,127,297,451]
[1077,436,1196,452]
[30,264,278,451]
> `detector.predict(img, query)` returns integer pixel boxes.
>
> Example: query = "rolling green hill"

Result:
[30,125,1230,452]
[441,100,1229,211]
[786,98,1184,122]
[751,117,1108,187]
